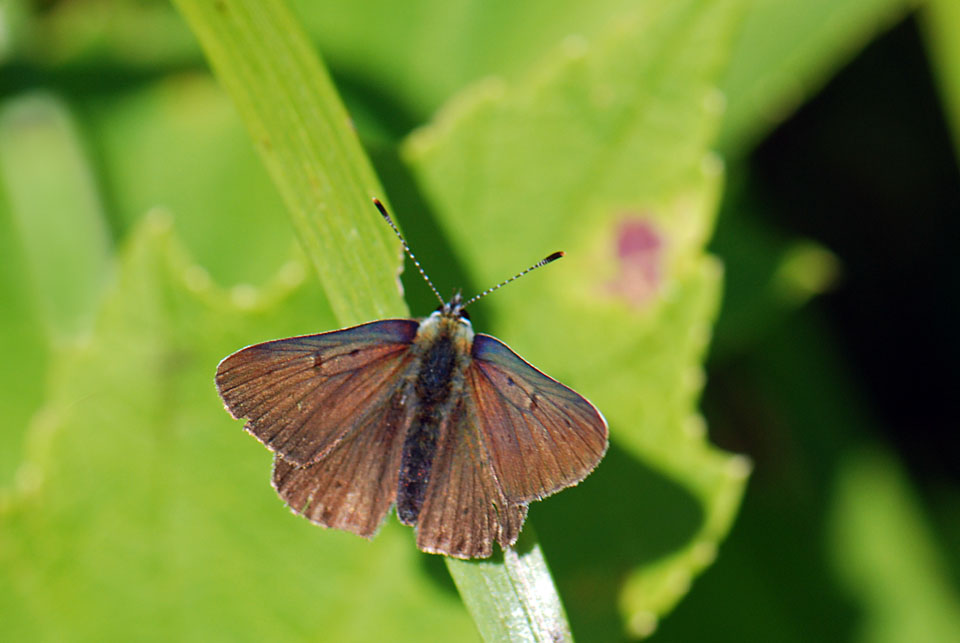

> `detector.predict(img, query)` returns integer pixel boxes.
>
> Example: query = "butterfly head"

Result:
[435,292,471,323]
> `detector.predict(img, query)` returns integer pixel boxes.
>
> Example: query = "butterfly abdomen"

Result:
[396,315,472,525]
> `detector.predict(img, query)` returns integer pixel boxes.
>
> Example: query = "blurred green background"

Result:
[1,0,958,641]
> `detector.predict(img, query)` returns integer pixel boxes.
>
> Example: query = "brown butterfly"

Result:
[215,199,608,559]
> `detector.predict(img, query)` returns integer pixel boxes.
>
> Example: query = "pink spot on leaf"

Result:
[608,216,664,307]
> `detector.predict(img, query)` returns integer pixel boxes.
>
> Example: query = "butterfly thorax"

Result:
[396,310,474,525]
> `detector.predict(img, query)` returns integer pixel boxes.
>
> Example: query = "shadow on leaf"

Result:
[533,440,703,640]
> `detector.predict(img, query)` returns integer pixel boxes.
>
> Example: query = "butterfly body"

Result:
[397,304,473,525]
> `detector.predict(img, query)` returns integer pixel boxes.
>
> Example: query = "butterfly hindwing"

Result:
[466,333,608,503]
[271,383,413,538]
[415,399,527,559]
[215,319,419,466]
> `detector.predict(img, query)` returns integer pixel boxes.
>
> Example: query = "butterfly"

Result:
[215,199,608,559]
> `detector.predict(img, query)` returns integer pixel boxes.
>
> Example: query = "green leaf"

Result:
[403,0,749,637]
[0,171,47,485]
[0,92,113,345]
[923,0,960,155]
[81,74,297,286]
[0,219,476,640]
[172,0,405,326]
[447,533,572,643]
[828,449,960,642]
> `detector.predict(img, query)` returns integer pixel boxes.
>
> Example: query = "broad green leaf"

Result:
[718,0,916,155]
[404,0,749,637]
[0,219,476,641]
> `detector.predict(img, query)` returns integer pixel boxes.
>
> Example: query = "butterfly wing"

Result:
[466,333,608,503]
[271,379,414,537]
[416,334,607,558]
[215,319,419,466]
[415,399,527,559]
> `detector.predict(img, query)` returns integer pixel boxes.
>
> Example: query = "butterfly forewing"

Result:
[415,399,527,559]
[466,334,608,503]
[215,320,420,466]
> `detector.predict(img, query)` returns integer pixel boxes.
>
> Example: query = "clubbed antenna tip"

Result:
[373,198,444,305]
[461,250,565,309]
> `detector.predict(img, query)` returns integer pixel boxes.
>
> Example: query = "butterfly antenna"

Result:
[461,251,564,309]
[373,198,445,306]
